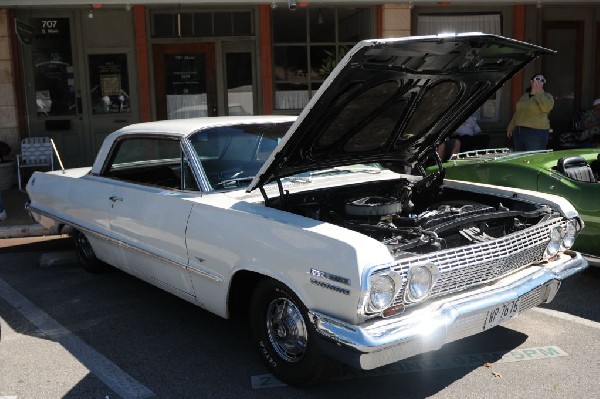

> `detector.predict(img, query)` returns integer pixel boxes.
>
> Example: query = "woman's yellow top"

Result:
[507,92,554,132]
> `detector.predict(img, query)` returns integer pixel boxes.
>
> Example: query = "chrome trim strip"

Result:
[187,264,224,283]
[27,205,223,283]
[310,278,350,295]
[181,137,212,192]
[309,252,588,370]
[310,268,351,286]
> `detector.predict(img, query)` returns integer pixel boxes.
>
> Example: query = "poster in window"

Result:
[89,54,130,114]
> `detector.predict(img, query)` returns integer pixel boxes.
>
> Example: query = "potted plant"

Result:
[0,141,16,191]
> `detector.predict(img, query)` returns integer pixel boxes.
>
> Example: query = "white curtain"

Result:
[167,94,207,119]
[417,14,501,36]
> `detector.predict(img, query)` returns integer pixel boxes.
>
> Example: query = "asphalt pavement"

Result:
[1,236,600,398]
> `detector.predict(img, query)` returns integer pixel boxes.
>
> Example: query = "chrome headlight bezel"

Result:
[368,274,396,313]
[404,262,440,303]
[545,226,563,258]
[366,271,403,314]
[561,219,578,249]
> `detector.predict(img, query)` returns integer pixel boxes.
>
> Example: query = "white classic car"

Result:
[26,34,588,386]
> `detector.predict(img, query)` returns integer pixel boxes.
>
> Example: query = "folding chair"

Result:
[16,137,55,191]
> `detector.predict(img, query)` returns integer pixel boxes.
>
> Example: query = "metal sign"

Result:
[15,18,34,45]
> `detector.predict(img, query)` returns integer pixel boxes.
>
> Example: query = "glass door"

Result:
[223,41,257,116]
[20,14,88,167]
[153,43,217,120]
[542,21,584,134]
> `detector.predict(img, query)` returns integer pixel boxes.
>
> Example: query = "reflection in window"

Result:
[165,54,208,119]
[272,7,373,110]
[31,18,76,116]
[89,54,130,114]
[226,52,254,115]
[190,122,291,190]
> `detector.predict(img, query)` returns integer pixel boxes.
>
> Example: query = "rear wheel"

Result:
[250,279,329,386]
[74,231,109,273]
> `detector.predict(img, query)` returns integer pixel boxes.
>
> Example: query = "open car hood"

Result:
[248,33,555,192]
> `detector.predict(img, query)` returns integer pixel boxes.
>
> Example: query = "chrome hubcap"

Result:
[266,297,307,362]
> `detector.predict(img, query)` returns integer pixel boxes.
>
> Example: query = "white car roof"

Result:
[91,115,297,174]
[117,115,297,137]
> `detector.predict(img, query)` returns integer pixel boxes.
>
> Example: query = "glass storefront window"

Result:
[89,54,130,114]
[31,17,76,116]
[226,52,254,116]
[164,54,208,119]
[272,7,373,110]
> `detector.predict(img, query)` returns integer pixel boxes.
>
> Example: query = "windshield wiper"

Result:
[309,165,382,176]
[215,176,255,189]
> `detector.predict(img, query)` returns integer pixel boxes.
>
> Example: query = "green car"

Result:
[438,148,600,265]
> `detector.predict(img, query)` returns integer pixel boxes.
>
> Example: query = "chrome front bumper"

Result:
[308,251,588,371]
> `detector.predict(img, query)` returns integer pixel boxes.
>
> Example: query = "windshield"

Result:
[189,122,292,190]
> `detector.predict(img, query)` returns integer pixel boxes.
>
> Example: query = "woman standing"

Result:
[507,74,555,151]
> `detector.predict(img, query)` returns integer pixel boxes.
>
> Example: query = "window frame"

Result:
[101,134,200,192]
[271,6,375,112]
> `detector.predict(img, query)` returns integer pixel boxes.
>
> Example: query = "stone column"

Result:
[0,9,19,157]
[382,4,412,38]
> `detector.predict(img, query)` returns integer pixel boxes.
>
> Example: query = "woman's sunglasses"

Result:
[533,77,547,83]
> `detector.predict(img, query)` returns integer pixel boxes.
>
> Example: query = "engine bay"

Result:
[266,171,558,258]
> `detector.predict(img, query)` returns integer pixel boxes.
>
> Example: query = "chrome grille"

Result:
[392,218,566,306]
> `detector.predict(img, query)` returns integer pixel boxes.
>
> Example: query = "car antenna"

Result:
[50,138,65,173]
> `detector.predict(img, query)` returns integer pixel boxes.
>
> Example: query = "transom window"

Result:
[151,11,253,38]
[272,7,373,111]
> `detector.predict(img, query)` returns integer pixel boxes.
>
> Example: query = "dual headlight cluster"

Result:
[545,219,579,258]
[367,263,440,317]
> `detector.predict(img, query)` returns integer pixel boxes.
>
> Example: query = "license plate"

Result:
[483,298,520,330]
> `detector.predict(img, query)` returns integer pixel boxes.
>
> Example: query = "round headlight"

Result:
[406,265,433,302]
[369,275,395,312]
[562,220,577,249]
[546,226,562,257]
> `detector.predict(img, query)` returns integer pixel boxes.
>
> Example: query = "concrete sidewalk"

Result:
[0,187,51,238]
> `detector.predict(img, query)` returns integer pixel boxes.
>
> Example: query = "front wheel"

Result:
[74,231,109,273]
[250,279,330,386]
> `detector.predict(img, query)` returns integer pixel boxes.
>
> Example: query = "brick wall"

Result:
[0,9,18,158]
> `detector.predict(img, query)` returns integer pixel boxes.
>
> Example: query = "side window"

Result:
[104,136,198,191]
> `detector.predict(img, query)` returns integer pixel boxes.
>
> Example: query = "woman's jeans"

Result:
[512,126,550,151]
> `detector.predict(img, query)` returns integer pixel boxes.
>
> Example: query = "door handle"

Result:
[109,196,123,203]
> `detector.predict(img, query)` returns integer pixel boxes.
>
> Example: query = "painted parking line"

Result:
[251,345,569,389]
[533,307,600,329]
[0,277,155,399]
